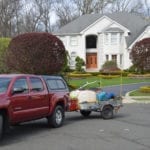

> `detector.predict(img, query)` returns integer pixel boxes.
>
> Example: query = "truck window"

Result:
[47,79,66,90]
[13,78,29,94]
[30,77,44,92]
[0,78,11,93]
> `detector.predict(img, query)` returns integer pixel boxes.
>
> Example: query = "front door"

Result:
[86,53,97,68]
[10,77,31,122]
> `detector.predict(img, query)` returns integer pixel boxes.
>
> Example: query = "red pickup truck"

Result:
[0,74,69,139]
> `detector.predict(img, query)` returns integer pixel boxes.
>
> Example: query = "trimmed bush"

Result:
[6,32,66,74]
[75,56,85,72]
[101,60,120,72]
[128,74,150,78]
[98,75,120,79]
[68,73,92,78]
[139,86,150,93]
[100,71,128,77]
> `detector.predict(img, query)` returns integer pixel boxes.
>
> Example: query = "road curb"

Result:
[124,91,150,104]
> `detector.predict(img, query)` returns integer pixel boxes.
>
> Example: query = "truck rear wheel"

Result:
[80,110,91,117]
[101,106,113,119]
[48,105,64,128]
[0,114,4,140]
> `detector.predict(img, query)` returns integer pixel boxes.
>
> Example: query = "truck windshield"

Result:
[0,78,11,93]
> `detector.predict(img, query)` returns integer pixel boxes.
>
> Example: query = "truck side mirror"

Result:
[12,87,25,95]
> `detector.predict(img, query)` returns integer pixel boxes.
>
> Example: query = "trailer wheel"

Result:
[0,114,4,140]
[47,105,65,128]
[101,106,113,119]
[80,110,91,117]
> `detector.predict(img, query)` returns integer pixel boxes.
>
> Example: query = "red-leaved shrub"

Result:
[6,32,66,74]
[130,38,150,73]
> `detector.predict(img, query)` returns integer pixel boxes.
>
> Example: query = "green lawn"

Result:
[129,90,150,96]
[67,76,150,89]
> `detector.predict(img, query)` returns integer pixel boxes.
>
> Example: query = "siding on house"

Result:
[55,12,150,71]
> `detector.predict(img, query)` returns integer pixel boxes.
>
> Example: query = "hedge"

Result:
[100,71,128,77]
[128,74,150,78]
[67,73,92,78]
[97,75,120,79]
[139,86,150,93]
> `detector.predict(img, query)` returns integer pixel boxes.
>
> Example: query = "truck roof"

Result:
[41,75,64,80]
[0,74,36,78]
[0,74,65,80]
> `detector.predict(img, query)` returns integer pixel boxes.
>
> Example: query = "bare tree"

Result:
[34,0,54,32]
[143,0,150,18]
[54,0,114,28]
[19,0,44,32]
[54,0,77,28]
[0,0,22,37]
[110,0,143,13]
[73,0,115,15]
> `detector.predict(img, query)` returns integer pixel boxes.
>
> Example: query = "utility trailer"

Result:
[68,81,123,119]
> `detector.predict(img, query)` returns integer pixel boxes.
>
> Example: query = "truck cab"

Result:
[0,74,69,139]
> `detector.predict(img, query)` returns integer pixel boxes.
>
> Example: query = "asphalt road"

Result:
[103,82,150,96]
[1,103,150,150]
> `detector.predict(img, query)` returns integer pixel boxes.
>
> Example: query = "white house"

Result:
[55,12,150,71]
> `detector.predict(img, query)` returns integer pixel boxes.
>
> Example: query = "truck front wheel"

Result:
[48,105,64,128]
[0,114,4,140]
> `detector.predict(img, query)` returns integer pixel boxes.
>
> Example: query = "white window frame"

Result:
[111,33,118,45]
[70,51,77,66]
[70,36,78,46]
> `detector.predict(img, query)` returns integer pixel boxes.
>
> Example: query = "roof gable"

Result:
[56,12,150,47]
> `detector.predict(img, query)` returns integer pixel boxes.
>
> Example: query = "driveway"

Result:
[1,103,150,150]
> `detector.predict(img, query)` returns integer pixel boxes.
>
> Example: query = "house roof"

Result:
[55,12,150,47]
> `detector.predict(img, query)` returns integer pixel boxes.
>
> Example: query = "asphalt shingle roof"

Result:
[56,12,150,47]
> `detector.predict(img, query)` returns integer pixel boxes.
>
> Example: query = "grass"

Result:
[129,90,150,96]
[67,76,150,89]
[129,90,150,101]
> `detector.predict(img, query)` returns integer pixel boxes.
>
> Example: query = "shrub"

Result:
[6,32,66,74]
[68,84,78,90]
[139,86,150,93]
[68,73,92,78]
[0,38,11,73]
[75,56,85,72]
[100,71,128,77]
[130,38,150,73]
[90,72,100,76]
[127,65,138,73]
[97,75,120,79]
[101,60,120,73]
[128,74,150,78]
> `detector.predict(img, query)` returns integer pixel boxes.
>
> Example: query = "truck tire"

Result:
[0,114,4,140]
[80,110,91,117]
[101,106,113,119]
[48,105,64,128]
